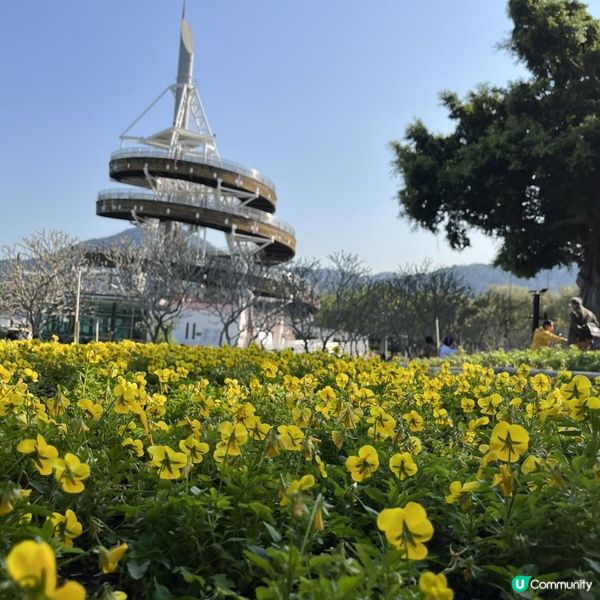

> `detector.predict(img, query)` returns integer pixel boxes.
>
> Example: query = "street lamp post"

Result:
[74,269,82,344]
[529,288,548,335]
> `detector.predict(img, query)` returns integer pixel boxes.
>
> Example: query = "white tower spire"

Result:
[119,5,218,158]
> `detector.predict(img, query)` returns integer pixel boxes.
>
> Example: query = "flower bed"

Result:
[1,340,599,599]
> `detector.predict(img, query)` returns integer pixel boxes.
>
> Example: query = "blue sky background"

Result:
[2,0,599,273]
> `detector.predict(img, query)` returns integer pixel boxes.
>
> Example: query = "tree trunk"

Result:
[577,236,600,321]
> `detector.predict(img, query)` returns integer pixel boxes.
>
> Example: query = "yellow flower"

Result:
[530,373,550,394]
[376,501,434,560]
[492,464,513,497]
[367,407,396,439]
[402,410,424,432]
[315,455,328,478]
[261,361,278,378]
[335,372,349,389]
[178,435,210,464]
[6,539,86,599]
[99,543,128,574]
[277,425,304,452]
[567,396,600,421]
[560,375,592,400]
[16,434,59,476]
[331,430,345,450]
[445,480,480,507]
[122,437,144,457]
[345,445,379,482]
[521,455,543,475]
[489,422,529,462]
[219,421,249,455]
[337,402,363,429]
[245,416,271,441]
[409,436,422,455]
[419,571,454,600]
[77,398,103,420]
[478,393,503,416]
[292,406,312,428]
[460,397,475,413]
[0,485,30,516]
[147,445,188,479]
[53,453,91,494]
[280,474,315,507]
[50,509,83,548]
[389,452,418,480]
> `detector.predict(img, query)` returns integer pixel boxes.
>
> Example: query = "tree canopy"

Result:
[391,0,600,316]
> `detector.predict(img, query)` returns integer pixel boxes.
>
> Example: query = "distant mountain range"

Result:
[83,229,579,295]
[436,263,578,295]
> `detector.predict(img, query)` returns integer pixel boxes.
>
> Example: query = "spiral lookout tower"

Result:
[97,10,296,264]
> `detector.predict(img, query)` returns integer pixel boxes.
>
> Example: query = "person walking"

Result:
[568,297,600,350]
[531,320,566,349]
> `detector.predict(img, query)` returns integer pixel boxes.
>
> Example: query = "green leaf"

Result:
[243,549,275,577]
[584,557,600,574]
[151,579,174,600]
[263,522,282,543]
[338,575,363,595]
[174,566,205,585]
[127,559,151,580]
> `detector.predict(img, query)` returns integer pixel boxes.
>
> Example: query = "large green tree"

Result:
[392,0,600,317]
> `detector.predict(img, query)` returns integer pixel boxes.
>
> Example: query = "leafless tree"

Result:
[106,222,200,343]
[316,251,371,351]
[201,252,264,346]
[280,258,322,352]
[0,230,89,338]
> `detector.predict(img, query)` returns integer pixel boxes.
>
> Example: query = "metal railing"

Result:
[110,147,276,193]
[97,189,295,237]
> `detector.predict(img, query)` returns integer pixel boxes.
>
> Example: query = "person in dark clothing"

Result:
[419,335,437,358]
[568,297,600,350]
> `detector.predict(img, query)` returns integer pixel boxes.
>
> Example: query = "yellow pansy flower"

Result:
[99,543,128,574]
[77,398,103,420]
[521,455,543,474]
[277,425,304,452]
[50,509,83,548]
[0,485,30,516]
[489,422,529,462]
[445,480,480,507]
[419,571,454,600]
[389,452,418,480]
[219,421,249,455]
[566,396,600,421]
[530,373,550,394]
[244,416,271,441]
[492,464,513,497]
[16,434,59,476]
[6,539,86,599]
[478,393,503,416]
[147,446,188,479]
[402,410,424,432]
[331,430,345,450]
[345,445,379,482]
[280,474,315,507]
[560,375,592,400]
[122,437,144,457]
[53,453,91,494]
[377,501,434,560]
[178,435,209,464]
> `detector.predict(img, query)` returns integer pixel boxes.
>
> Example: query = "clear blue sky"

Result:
[2,1,599,273]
